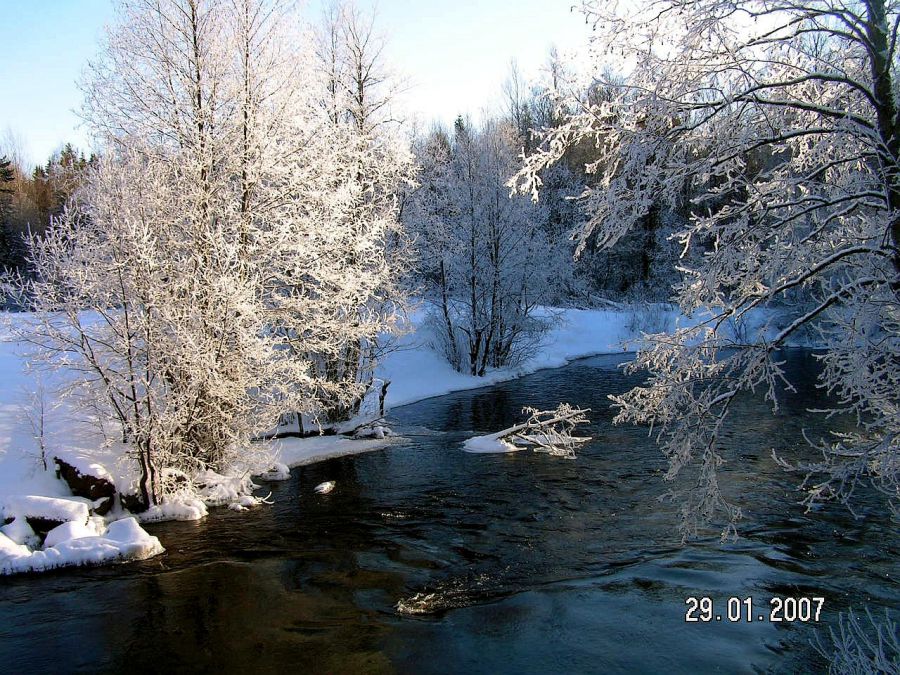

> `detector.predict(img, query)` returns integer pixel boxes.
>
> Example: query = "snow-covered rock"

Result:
[314,480,336,494]
[353,424,391,440]
[138,498,208,523]
[43,520,101,549]
[52,451,117,515]
[0,495,91,525]
[0,517,39,548]
[257,462,291,481]
[0,517,164,575]
[195,469,258,507]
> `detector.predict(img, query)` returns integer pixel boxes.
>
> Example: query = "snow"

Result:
[314,480,336,494]
[462,434,521,454]
[0,516,164,575]
[1,517,38,547]
[375,303,805,409]
[257,462,291,481]
[272,434,397,468]
[0,495,91,525]
[138,498,208,523]
[195,469,259,507]
[375,305,672,408]
[43,520,101,548]
[50,449,115,484]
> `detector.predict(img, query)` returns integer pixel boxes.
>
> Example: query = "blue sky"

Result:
[0,1,590,167]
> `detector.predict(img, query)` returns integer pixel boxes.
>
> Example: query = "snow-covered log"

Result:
[463,403,590,459]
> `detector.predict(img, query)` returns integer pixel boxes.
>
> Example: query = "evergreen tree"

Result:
[0,156,17,270]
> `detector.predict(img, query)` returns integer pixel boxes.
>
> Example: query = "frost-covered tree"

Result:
[515,0,900,535]
[6,0,412,508]
[309,0,414,422]
[408,118,560,376]
[313,0,405,132]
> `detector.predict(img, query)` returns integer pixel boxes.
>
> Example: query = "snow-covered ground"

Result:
[0,302,792,574]
[375,305,670,408]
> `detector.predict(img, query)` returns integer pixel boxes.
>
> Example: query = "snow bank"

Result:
[462,433,521,454]
[272,434,396,468]
[375,303,809,410]
[138,498,208,523]
[0,495,90,524]
[0,516,163,575]
[375,306,659,408]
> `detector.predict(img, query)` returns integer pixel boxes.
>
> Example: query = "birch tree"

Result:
[409,118,558,376]
[515,0,900,536]
[309,0,414,421]
[7,0,412,508]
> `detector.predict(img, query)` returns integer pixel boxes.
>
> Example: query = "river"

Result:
[0,350,897,673]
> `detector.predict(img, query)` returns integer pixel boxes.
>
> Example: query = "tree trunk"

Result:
[865,0,900,278]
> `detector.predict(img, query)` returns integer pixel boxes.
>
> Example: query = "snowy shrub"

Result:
[813,608,900,674]
[407,119,561,376]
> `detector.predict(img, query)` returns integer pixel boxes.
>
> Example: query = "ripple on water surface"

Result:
[0,351,896,674]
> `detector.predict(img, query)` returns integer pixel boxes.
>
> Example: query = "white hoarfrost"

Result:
[514,0,900,535]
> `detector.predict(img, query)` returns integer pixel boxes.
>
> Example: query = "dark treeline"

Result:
[0,143,95,272]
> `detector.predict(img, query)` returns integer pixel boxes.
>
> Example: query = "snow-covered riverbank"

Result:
[375,305,669,408]
[0,302,786,573]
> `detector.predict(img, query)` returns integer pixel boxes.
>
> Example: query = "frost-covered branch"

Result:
[511,0,900,535]
[463,403,591,459]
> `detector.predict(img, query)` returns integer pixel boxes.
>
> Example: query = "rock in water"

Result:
[314,481,335,494]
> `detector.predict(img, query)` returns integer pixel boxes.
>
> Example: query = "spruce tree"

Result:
[0,156,16,270]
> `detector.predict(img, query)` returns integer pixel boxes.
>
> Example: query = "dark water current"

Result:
[0,350,897,673]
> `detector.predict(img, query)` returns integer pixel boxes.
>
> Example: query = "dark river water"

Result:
[0,351,897,673]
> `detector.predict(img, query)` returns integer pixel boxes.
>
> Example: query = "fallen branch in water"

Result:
[463,403,591,459]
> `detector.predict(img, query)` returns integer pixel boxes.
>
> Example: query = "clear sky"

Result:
[0,0,591,167]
